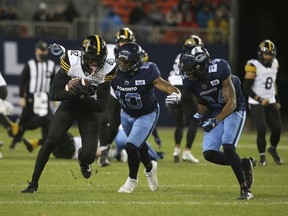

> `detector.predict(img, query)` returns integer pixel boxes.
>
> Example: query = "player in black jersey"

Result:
[21,35,116,193]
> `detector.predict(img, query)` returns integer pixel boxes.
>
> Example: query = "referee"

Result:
[9,41,56,150]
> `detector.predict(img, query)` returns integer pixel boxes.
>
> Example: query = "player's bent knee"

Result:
[203,150,216,162]
[125,142,138,154]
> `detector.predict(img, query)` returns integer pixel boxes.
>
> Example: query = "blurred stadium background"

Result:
[0,0,287,127]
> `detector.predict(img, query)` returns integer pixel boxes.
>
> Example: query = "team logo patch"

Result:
[106,58,115,66]
[124,80,129,85]
[135,80,145,85]
[210,79,220,86]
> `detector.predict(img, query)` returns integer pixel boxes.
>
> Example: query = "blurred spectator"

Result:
[218,1,231,22]
[0,5,19,20]
[165,5,182,26]
[129,1,147,25]
[51,8,66,22]
[207,9,229,43]
[0,6,5,20]
[33,2,51,22]
[179,8,198,29]
[61,0,79,22]
[178,0,193,13]
[146,2,164,26]
[4,6,19,20]
[101,7,123,40]
[196,3,214,28]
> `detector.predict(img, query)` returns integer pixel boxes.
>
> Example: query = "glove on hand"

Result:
[165,92,181,104]
[66,78,90,99]
[202,118,218,132]
[193,112,203,125]
[0,99,14,115]
[49,43,65,57]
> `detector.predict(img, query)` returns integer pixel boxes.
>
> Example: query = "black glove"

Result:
[70,82,89,99]
[193,112,203,125]
[202,118,218,132]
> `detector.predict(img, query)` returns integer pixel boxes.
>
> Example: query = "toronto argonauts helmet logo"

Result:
[189,46,210,63]
[191,46,207,62]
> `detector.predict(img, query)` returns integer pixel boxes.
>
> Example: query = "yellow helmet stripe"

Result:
[268,40,272,51]
[124,29,128,39]
[95,35,101,55]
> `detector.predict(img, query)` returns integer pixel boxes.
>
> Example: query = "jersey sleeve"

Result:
[60,53,71,73]
[147,62,161,82]
[104,66,117,82]
[245,60,257,73]
[219,59,232,81]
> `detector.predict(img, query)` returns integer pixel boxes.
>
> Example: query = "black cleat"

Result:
[21,181,38,193]
[258,155,267,166]
[78,148,92,178]
[238,188,254,200]
[242,157,256,188]
[268,147,282,165]
[79,162,92,178]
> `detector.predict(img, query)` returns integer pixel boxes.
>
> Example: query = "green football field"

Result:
[0,126,287,216]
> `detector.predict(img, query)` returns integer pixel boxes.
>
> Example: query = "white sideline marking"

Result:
[1,200,288,205]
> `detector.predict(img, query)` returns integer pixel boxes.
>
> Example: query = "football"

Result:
[65,78,90,92]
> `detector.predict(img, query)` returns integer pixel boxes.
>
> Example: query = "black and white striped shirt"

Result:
[20,59,56,97]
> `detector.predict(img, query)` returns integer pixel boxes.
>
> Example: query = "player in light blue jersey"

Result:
[179,45,256,200]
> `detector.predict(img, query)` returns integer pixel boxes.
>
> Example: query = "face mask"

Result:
[39,54,47,61]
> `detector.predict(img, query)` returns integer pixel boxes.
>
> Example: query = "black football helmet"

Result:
[179,45,210,81]
[116,42,142,74]
[257,39,276,66]
[115,27,136,47]
[81,35,107,74]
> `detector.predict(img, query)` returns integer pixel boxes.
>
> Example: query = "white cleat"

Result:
[173,148,181,162]
[182,150,199,163]
[144,160,158,191]
[118,177,138,193]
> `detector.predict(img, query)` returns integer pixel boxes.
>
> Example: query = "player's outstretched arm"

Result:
[153,77,181,104]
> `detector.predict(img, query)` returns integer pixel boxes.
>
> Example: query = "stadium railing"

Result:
[0,18,229,45]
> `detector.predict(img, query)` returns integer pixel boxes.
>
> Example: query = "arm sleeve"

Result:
[49,69,72,101]
[243,78,257,98]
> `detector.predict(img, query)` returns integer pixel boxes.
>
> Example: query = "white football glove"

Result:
[49,43,66,57]
[165,92,181,104]
[0,99,14,115]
